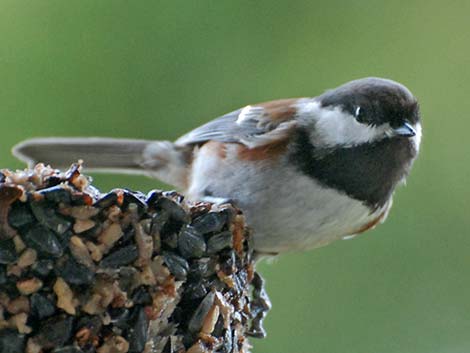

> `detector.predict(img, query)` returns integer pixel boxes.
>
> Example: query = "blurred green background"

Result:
[1,1,469,352]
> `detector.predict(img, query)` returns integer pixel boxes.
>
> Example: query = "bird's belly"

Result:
[239,172,390,252]
[245,186,384,253]
[188,149,387,253]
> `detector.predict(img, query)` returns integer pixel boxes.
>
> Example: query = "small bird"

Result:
[13,77,422,255]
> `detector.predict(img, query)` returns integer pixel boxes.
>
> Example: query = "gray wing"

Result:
[175,103,299,148]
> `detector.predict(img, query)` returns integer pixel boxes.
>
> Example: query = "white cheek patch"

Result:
[296,100,389,147]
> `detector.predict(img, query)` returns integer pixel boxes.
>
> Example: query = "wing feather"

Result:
[175,100,301,148]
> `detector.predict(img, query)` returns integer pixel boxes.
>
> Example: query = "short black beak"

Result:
[393,122,416,137]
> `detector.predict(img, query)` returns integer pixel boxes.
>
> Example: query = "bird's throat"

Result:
[289,129,417,208]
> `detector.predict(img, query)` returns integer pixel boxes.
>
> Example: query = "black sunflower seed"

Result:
[126,306,149,353]
[31,259,54,278]
[183,282,208,301]
[39,186,72,204]
[93,191,119,209]
[188,291,215,334]
[0,265,7,285]
[178,226,206,259]
[30,201,72,235]
[189,258,217,279]
[161,231,178,249]
[131,286,152,305]
[162,252,189,280]
[122,189,148,215]
[191,212,227,234]
[150,211,169,235]
[43,175,63,188]
[219,249,237,275]
[109,307,131,330]
[37,314,74,347]
[30,293,56,320]
[212,314,225,338]
[1,281,19,297]
[145,190,161,207]
[56,230,73,250]
[0,238,18,264]
[8,202,35,229]
[100,244,138,268]
[23,224,63,258]
[0,329,26,353]
[154,198,189,223]
[207,231,232,254]
[117,266,138,293]
[56,256,94,285]
[162,191,184,203]
[162,338,172,353]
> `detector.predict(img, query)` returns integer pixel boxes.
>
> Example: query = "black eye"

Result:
[354,106,367,123]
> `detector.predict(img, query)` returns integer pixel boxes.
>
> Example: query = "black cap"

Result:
[318,77,420,128]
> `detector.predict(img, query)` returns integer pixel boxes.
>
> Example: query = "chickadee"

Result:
[13,77,421,255]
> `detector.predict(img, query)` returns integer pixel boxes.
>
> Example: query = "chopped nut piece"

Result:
[17,277,43,295]
[9,312,32,333]
[82,293,103,315]
[98,223,123,253]
[86,240,103,262]
[70,235,95,268]
[53,277,77,315]
[201,304,220,335]
[12,235,26,253]
[73,218,96,233]
[134,222,153,266]
[6,295,29,314]
[17,248,37,268]
[62,205,100,220]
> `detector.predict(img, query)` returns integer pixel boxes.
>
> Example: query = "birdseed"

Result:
[0,163,270,353]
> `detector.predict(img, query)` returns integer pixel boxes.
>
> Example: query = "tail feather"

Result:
[13,137,152,171]
[12,137,190,188]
